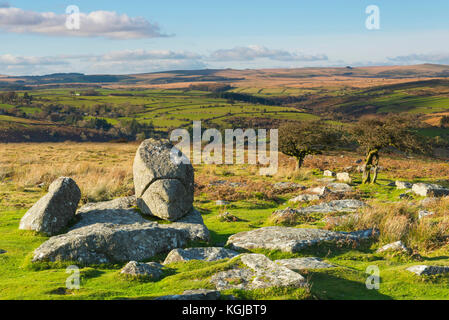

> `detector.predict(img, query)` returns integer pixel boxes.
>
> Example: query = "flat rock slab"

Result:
[275,257,335,270]
[155,289,221,300]
[289,194,321,203]
[33,209,210,265]
[327,183,353,193]
[297,199,366,214]
[210,254,306,290]
[406,265,449,276]
[226,226,376,253]
[163,247,239,264]
[72,197,144,230]
[121,261,164,280]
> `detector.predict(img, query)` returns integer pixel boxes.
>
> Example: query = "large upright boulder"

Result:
[133,139,194,221]
[19,177,81,236]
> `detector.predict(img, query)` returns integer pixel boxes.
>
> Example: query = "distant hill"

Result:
[1,64,449,90]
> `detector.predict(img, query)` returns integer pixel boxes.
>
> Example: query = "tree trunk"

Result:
[371,152,380,184]
[362,149,378,184]
[295,156,304,171]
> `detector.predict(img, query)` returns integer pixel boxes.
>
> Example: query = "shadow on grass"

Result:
[308,272,392,300]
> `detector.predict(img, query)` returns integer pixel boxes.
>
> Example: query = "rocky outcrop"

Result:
[133,139,194,221]
[120,261,164,280]
[19,177,81,236]
[32,209,210,265]
[412,183,449,197]
[275,257,335,270]
[226,226,376,253]
[163,247,239,264]
[210,254,306,290]
[406,265,449,276]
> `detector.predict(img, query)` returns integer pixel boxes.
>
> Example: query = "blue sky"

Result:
[0,0,448,75]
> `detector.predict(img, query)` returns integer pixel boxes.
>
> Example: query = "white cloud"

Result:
[388,53,449,65]
[100,49,201,61]
[208,45,328,62]
[0,54,68,66]
[0,7,166,39]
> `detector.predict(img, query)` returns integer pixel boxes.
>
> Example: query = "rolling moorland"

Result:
[0,64,449,300]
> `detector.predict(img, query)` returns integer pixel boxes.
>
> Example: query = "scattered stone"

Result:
[210,254,306,290]
[163,247,239,264]
[229,182,245,188]
[275,257,335,270]
[406,265,449,276]
[327,183,353,193]
[412,183,449,197]
[306,186,331,196]
[215,200,230,206]
[19,177,81,236]
[133,139,194,221]
[395,181,412,189]
[418,210,435,220]
[323,170,335,177]
[218,212,241,222]
[316,178,336,183]
[376,241,409,253]
[209,180,227,186]
[121,261,164,280]
[336,172,352,183]
[227,226,376,253]
[32,209,210,265]
[155,289,221,300]
[273,182,306,191]
[290,194,321,203]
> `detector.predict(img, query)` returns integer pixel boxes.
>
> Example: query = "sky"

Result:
[0,0,448,75]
